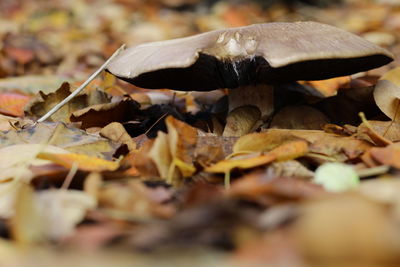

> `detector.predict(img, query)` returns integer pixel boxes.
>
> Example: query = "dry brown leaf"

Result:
[369,143,400,169]
[358,120,400,142]
[380,66,400,87]
[0,92,31,117]
[0,122,120,159]
[148,131,172,179]
[35,189,96,240]
[24,82,87,123]
[283,129,372,160]
[357,118,392,146]
[0,144,68,182]
[229,171,323,199]
[373,80,400,121]
[70,98,140,129]
[271,106,329,130]
[11,184,45,245]
[100,122,136,151]
[233,130,303,155]
[164,116,197,181]
[223,106,261,137]
[267,160,314,179]
[98,180,175,219]
[294,193,400,263]
[0,114,20,131]
[205,140,308,174]
[0,75,67,94]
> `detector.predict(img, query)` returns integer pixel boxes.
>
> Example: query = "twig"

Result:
[61,162,79,190]
[36,44,126,123]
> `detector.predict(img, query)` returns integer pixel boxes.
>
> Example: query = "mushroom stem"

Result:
[223,84,274,137]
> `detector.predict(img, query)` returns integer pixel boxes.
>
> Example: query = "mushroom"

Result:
[107,21,393,136]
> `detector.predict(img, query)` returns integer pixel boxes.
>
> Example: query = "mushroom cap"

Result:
[107,21,393,91]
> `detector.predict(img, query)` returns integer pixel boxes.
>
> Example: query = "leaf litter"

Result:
[1,0,400,266]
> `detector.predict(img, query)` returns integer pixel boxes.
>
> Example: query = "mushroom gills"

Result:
[118,53,391,92]
[119,53,269,91]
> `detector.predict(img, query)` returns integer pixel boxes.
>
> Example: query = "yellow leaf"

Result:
[206,140,308,173]
[38,153,119,172]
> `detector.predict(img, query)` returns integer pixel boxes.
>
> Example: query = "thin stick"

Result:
[61,162,79,190]
[37,44,126,123]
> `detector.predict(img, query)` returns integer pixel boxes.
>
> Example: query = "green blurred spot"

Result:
[314,162,360,192]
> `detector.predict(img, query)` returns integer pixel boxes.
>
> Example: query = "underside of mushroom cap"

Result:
[107,21,394,91]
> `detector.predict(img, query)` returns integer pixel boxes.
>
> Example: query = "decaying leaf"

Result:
[229,171,323,200]
[380,66,400,87]
[0,144,68,182]
[233,130,301,155]
[98,180,175,219]
[24,82,87,123]
[165,115,197,178]
[369,143,400,169]
[70,98,140,129]
[12,186,97,242]
[100,122,136,151]
[294,193,400,263]
[35,189,96,240]
[0,122,120,159]
[38,152,120,172]
[11,184,45,245]
[0,75,68,94]
[205,140,308,174]
[223,106,261,137]
[0,115,20,131]
[148,131,172,178]
[0,92,31,117]
[270,106,329,130]
[267,160,314,179]
[358,120,400,142]
[373,80,400,121]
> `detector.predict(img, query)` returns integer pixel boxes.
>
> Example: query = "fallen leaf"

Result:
[70,98,140,129]
[270,105,329,130]
[100,122,136,151]
[206,140,308,174]
[233,130,301,155]
[35,189,96,240]
[11,184,45,245]
[357,120,400,142]
[373,80,400,121]
[165,115,197,178]
[0,75,68,94]
[98,180,175,219]
[300,76,350,97]
[223,106,261,137]
[0,114,19,131]
[148,131,172,178]
[380,66,400,87]
[267,160,314,179]
[370,143,400,169]
[229,171,323,200]
[0,144,69,182]
[38,153,119,172]
[294,193,400,263]
[0,122,120,159]
[0,92,31,117]
[24,82,88,123]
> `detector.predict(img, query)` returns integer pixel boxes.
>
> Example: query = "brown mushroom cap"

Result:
[107,21,393,91]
